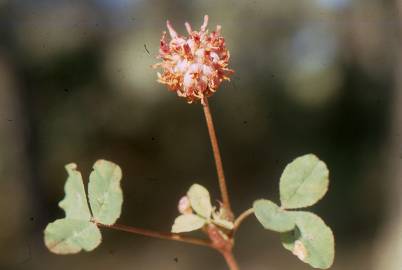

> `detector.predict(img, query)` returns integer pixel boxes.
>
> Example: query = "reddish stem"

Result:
[97,98,239,269]
[97,222,212,248]
[206,224,239,270]
[98,222,240,269]
[221,250,240,270]
[202,98,232,214]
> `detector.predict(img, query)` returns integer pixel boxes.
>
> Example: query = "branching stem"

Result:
[97,98,240,270]
[201,98,240,270]
[202,98,232,214]
[98,222,240,270]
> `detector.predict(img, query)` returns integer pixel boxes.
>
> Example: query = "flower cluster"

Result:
[153,15,234,104]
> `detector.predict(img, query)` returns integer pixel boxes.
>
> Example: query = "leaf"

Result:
[44,219,101,254]
[88,160,123,225]
[58,163,91,220]
[171,214,206,233]
[187,184,212,218]
[253,199,295,232]
[281,211,335,269]
[280,154,329,209]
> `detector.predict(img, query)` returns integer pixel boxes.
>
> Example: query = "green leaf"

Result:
[171,214,206,233]
[58,163,91,220]
[280,154,329,209]
[253,199,295,232]
[88,160,123,225]
[44,219,101,254]
[187,184,212,218]
[281,211,335,269]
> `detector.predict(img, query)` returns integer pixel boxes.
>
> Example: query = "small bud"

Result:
[178,196,192,214]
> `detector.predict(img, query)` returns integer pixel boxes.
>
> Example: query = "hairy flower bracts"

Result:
[153,15,234,104]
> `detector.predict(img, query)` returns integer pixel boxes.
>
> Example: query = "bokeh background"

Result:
[1,0,402,269]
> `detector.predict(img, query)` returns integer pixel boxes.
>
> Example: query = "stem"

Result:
[202,99,239,269]
[98,98,240,269]
[100,222,240,270]
[234,208,254,231]
[97,223,212,248]
[221,250,240,270]
[202,98,232,213]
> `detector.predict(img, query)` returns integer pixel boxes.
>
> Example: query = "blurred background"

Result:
[1,0,401,269]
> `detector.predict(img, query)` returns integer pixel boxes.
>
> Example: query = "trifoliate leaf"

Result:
[171,214,206,233]
[58,163,91,220]
[281,211,335,269]
[187,184,212,218]
[88,160,123,225]
[253,199,295,232]
[280,154,329,209]
[44,219,101,254]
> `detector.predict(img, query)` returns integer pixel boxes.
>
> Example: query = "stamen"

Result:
[185,22,192,35]
[166,20,178,38]
[200,15,209,32]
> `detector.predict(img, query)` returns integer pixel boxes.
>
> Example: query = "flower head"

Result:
[153,15,234,104]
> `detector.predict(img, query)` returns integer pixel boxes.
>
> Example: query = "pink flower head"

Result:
[153,15,234,104]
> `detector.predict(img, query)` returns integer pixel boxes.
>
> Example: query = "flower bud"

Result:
[178,196,192,214]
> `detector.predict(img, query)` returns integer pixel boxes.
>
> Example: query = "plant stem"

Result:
[97,222,212,248]
[100,222,240,269]
[221,250,240,270]
[98,98,239,270]
[234,208,254,231]
[202,98,232,214]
